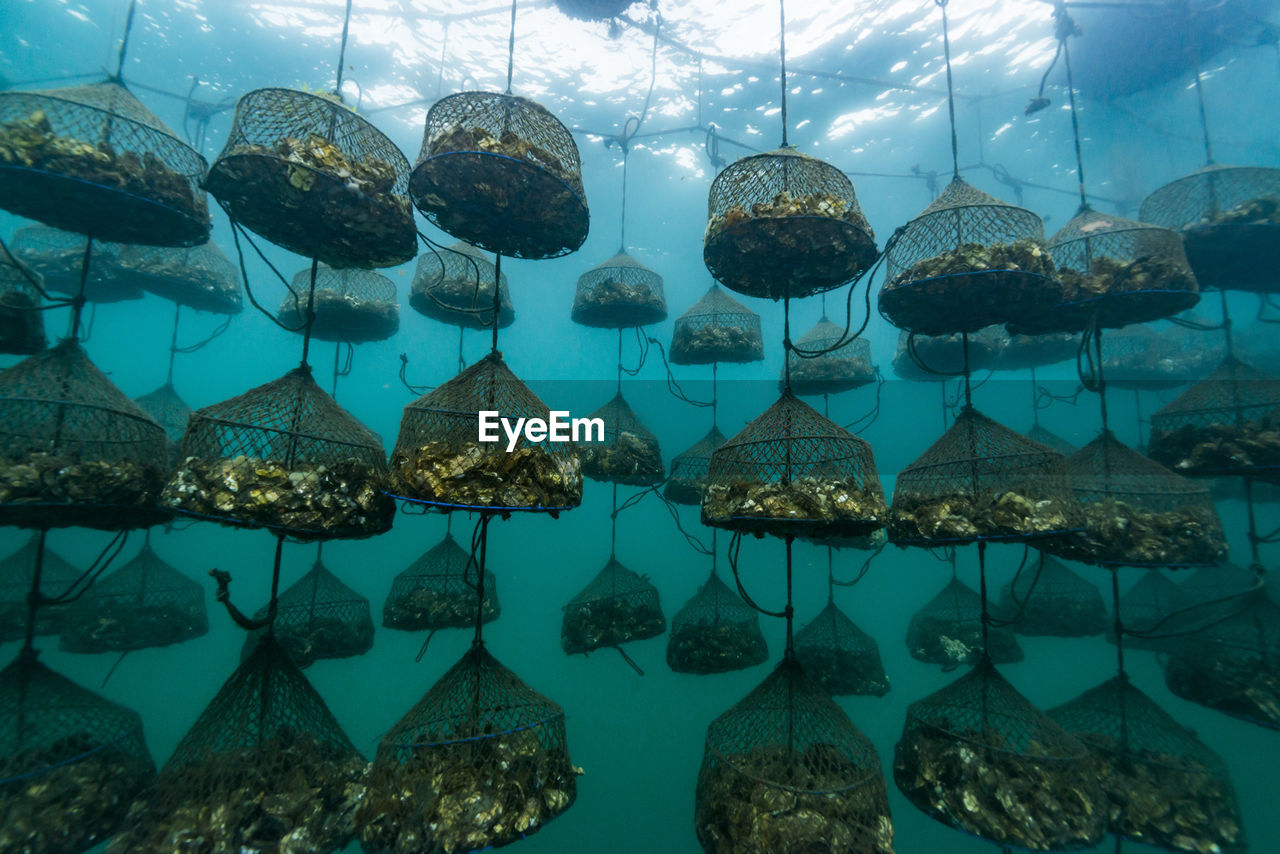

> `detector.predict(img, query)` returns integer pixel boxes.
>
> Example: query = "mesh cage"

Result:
[163,366,394,540]
[1048,675,1246,853]
[108,635,365,853]
[0,653,155,854]
[1177,562,1261,630]
[409,241,515,330]
[703,392,888,539]
[703,147,877,300]
[133,381,192,449]
[783,319,876,396]
[59,543,207,654]
[571,251,667,328]
[384,532,500,631]
[0,535,80,643]
[1038,431,1228,568]
[893,658,1106,850]
[665,425,727,506]
[891,328,1002,381]
[8,225,140,302]
[277,263,399,344]
[242,559,374,668]
[390,351,583,513]
[880,177,1060,335]
[1023,424,1078,457]
[906,576,1023,667]
[410,91,589,260]
[1140,164,1280,292]
[580,392,664,485]
[1148,356,1280,477]
[994,329,1079,372]
[666,570,767,674]
[1011,208,1199,335]
[113,241,243,315]
[804,526,888,551]
[0,254,45,356]
[1109,569,1194,651]
[552,0,634,21]
[794,599,890,696]
[0,339,169,530]
[888,407,1080,545]
[695,656,894,854]
[995,554,1108,637]
[205,88,415,269]
[562,557,666,654]
[1101,323,1220,390]
[359,642,577,852]
[670,284,763,365]
[0,81,211,246]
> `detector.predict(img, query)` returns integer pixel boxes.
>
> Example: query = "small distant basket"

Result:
[669,284,763,365]
[782,319,876,396]
[9,226,140,303]
[409,241,515,330]
[0,254,47,356]
[277,263,399,344]
[113,241,243,315]
[571,251,667,328]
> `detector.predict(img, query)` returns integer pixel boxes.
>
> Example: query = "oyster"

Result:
[671,323,762,364]
[277,288,399,344]
[666,620,768,675]
[702,477,888,538]
[390,441,582,513]
[1149,420,1280,477]
[0,451,167,529]
[59,601,205,654]
[1042,497,1227,568]
[561,594,666,655]
[580,430,664,486]
[889,490,1075,544]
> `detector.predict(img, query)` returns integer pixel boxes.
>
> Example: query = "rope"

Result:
[936,0,960,179]
[113,0,138,82]
[335,0,354,99]
[225,214,310,334]
[1059,10,1090,211]
[67,238,92,342]
[505,0,518,95]
[298,258,319,370]
[491,255,503,354]
[397,353,433,395]
[1189,36,1215,165]
[778,0,789,147]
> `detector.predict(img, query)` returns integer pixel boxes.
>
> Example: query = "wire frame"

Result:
[561,557,666,655]
[382,532,499,632]
[995,554,1108,637]
[409,241,514,330]
[890,327,1002,381]
[0,339,170,530]
[0,81,211,246]
[277,263,399,344]
[906,576,1023,667]
[163,366,394,540]
[880,177,1060,335]
[579,392,664,486]
[571,251,667,328]
[703,392,888,539]
[704,147,877,299]
[0,535,81,643]
[665,425,727,506]
[113,241,243,315]
[1140,164,1280,292]
[670,284,763,365]
[1023,423,1078,457]
[243,559,374,668]
[389,351,583,514]
[783,319,876,396]
[9,225,141,302]
[0,254,45,356]
[893,658,1106,851]
[993,328,1079,372]
[695,657,894,854]
[794,599,890,696]
[205,87,415,268]
[410,91,589,260]
[666,571,768,675]
[1108,569,1194,651]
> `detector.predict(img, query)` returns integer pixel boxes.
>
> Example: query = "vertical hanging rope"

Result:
[21,529,48,655]
[936,0,960,179]
[265,535,285,636]
[1030,366,1040,427]
[436,20,451,98]
[505,0,518,95]
[978,540,991,659]
[782,296,793,392]
[778,0,789,147]
[473,515,491,645]
[1218,288,1234,358]
[1190,44,1215,166]
[299,258,319,370]
[113,0,139,82]
[490,255,503,354]
[616,328,624,395]
[784,536,795,655]
[1059,16,1089,211]
[457,325,466,372]
[67,238,92,342]
[332,342,342,398]
[711,361,719,429]
[166,302,181,386]
[610,483,618,559]
[619,144,630,251]
[335,0,354,98]
[1093,322,1110,432]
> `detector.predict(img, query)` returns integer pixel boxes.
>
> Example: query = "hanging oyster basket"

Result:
[1023,423,1077,458]
[1178,562,1261,631]
[906,576,1023,667]
[890,327,1002,381]
[1101,322,1220,390]
[0,81,211,246]
[893,658,1106,851]
[241,559,374,668]
[665,425,727,506]
[996,554,1108,637]
[0,536,80,643]
[704,147,877,299]
[561,557,666,655]
[277,263,399,343]
[358,642,578,853]
[8,226,140,303]
[0,339,170,530]
[1141,164,1280,292]
[409,241,515,330]
[782,318,876,396]
[205,88,416,269]
[994,328,1079,372]
[880,176,1061,335]
[0,253,46,356]
[702,392,888,539]
[1108,569,1194,651]
[580,392,664,486]
[133,381,192,451]
[803,526,887,551]
[571,251,667,328]
[794,600,890,696]
[162,366,395,540]
[0,652,156,854]
[390,351,582,514]
[410,92,589,260]
[695,656,895,854]
[666,571,767,675]
[113,241,243,315]
[383,532,499,631]
[670,284,763,365]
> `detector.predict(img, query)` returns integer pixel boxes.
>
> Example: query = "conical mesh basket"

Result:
[1108,569,1194,651]
[113,241,242,314]
[133,381,192,459]
[409,241,514,329]
[8,225,140,302]
[572,251,667,328]
[383,532,499,632]
[670,285,763,365]
[1177,562,1261,630]
[277,263,399,343]
[906,576,1023,667]
[1023,424,1078,457]
[243,559,374,668]
[666,571,767,674]
[995,554,1108,637]
[0,536,80,643]
[0,254,46,356]
[580,392,664,485]
[783,319,876,396]
[561,557,666,654]
[1101,322,1220,390]
[795,599,889,696]
[665,425,727,506]
[891,327,1002,381]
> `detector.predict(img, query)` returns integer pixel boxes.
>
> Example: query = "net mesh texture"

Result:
[0,536,80,643]
[8,225,141,302]
[666,570,768,674]
[243,558,374,668]
[383,532,500,632]
[906,576,1023,667]
[409,241,514,330]
[572,251,667,328]
[0,254,46,356]
[113,241,243,315]
[579,392,664,486]
[670,285,764,365]
[794,599,890,696]
[665,425,726,506]
[277,263,400,344]
[995,554,1108,637]
[561,557,666,655]
[783,319,876,396]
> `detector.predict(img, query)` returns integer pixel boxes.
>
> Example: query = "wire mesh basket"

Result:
[0,255,45,357]
[580,392,664,486]
[1109,569,1194,651]
[562,557,666,655]
[670,284,763,365]
[409,241,515,330]
[891,327,1003,381]
[0,80,210,246]
[571,251,667,328]
[133,381,192,453]
[906,576,1023,667]
[277,263,399,344]
[383,532,499,632]
[995,554,1108,637]
[205,88,415,268]
[9,225,140,302]
[782,319,876,396]
[794,599,889,696]
[1177,562,1261,630]
[666,570,767,674]
[1101,322,1221,390]
[242,558,374,668]
[1023,423,1078,458]
[704,147,877,299]
[0,536,80,643]
[665,425,726,506]
[112,241,243,315]
[994,328,1079,372]
[410,91,589,260]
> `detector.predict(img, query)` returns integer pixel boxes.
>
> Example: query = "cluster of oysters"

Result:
[703,477,888,538]
[390,441,582,512]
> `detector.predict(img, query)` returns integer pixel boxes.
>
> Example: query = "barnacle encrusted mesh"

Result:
[571,251,667,328]
[1038,431,1228,568]
[995,554,1108,637]
[409,241,514,330]
[794,599,890,696]
[704,147,877,299]
[133,382,192,448]
[242,559,374,668]
[1148,356,1280,478]
[277,263,399,344]
[383,532,499,632]
[0,339,169,530]
[666,570,767,675]
[389,351,582,514]
[783,319,876,396]
[8,226,139,302]
[0,255,45,356]
[59,544,206,654]
[1140,164,1280,292]
[0,653,155,854]
[1048,675,1245,854]
[0,536,80,643]
[0,80,211,246]
[906,576,1023,667]
[880,177,1060,335]
[1024,424,1077,457]
[580,392,664,486]
[205,87,415,268]
[1101,323,1219,390]
[695,656,894,854]
[891,327,1002,381]
[893,658,1105,851]
[108,635,365,854]
[888,406,1079,545]
[561,557,666,655]
[358,642,577,853]
[163,366,394,540]
[665,425,726,506]
[702,392,887,539]
[1109,569,1194,651]
[670,284,763,365]
[410,91,588,260]
[113,241,243,315]
[994,329,1079,372]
